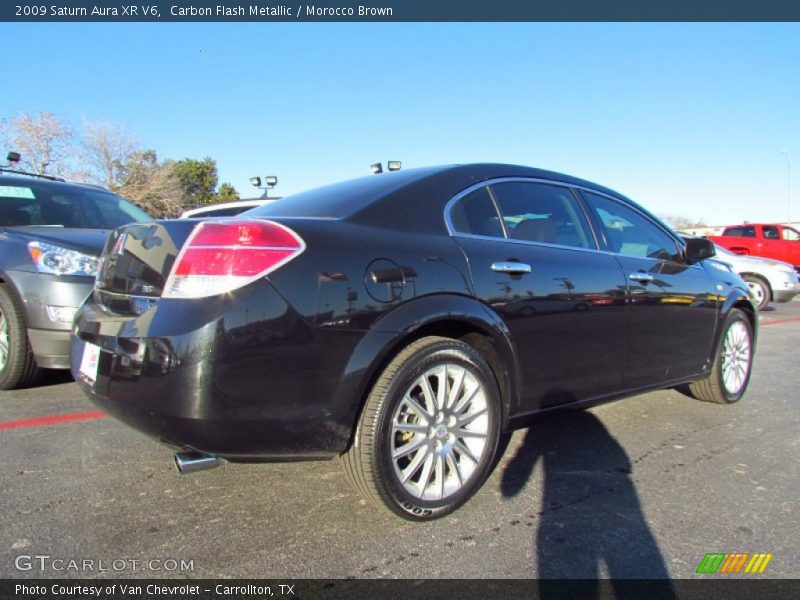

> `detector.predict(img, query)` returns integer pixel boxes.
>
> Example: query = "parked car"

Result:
[180,199,276,219]
[71,164,756,520]
[0,173,152,389]
[707,242,799,310]
[708,223,800,270]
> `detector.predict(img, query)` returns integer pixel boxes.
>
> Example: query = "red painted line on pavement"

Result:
[0,410,107,431]
[760,316,800,327]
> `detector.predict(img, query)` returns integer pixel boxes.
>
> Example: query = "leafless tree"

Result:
[0,111,77,177]
[114,152,192,218]
[660,213,707,231]
[81,120,138,189]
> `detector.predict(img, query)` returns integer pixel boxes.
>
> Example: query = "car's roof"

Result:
[251,163,634,234]
[0,173,111,193]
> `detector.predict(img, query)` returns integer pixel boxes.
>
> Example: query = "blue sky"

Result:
[1,23,798,225]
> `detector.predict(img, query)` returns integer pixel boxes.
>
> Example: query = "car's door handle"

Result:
[491,261,532,275]
[629,272,654,283]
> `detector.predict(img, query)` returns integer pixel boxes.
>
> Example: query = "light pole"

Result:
[370,161,402,174]
[782,151,792,223]
[250,175,278,199]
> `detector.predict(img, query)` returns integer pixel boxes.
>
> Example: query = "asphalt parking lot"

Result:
[1,302,798,580]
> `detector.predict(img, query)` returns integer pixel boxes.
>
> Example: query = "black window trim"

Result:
[443,177,604,255]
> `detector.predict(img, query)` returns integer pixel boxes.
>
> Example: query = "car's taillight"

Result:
[162,220,305,299]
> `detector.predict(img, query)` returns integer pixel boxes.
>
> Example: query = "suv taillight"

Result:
[162,220,305,299]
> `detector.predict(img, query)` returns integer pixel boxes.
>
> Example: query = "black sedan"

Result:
[71,164,756,520]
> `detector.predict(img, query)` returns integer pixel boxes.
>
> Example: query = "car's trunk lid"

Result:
[94,221,198,312]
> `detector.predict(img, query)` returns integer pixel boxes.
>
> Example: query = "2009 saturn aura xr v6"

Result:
[71,164,756,520]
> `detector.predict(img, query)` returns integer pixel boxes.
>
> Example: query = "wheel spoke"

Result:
[434,454,445,499]
[457,407,487,427]
[453,384,479,416]
[445,449,462,486]
[400,445,430,484]
[434,365,447,411]
[392,435,427,460]
[446,367,466,410]
[456,428,487,440]
[403,393,432,423]
[453,439,479,464]
[416,453,435,493]
[393,421,429,435]
[419,376,437,415]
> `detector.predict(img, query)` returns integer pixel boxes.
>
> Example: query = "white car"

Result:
[709,244,800,310]
[180,199,276,219]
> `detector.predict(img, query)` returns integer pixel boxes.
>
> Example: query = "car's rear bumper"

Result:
[71,283,363,461]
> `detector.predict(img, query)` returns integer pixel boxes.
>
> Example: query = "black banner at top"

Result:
[3,0,800,22]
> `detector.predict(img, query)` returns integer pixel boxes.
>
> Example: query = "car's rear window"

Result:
[724,226,755,237]
[0,181,152,229]
[191,205,254,218]
[248,167,442,219]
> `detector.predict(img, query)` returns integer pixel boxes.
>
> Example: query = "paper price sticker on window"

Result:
[0,186,36,199]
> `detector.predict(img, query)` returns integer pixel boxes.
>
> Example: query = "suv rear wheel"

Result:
[0,284,42,390]
[344,336,502,520]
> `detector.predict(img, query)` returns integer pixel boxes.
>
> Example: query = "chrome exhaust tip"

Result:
[174,451,221,474]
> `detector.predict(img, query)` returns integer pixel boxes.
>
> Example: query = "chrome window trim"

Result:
[443,177,599,251]
[443,176,702,269]
[450,230,617,257]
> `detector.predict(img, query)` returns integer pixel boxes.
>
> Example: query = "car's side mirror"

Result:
[684,237,716,264]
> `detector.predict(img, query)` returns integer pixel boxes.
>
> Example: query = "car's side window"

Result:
[489,182,593,249]
[583,191,682,262]
[782,227,800,241]
[449,187,504,238]
[763,226,780,240]
[725,226,755,237]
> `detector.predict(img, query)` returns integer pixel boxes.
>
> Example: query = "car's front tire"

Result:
[0,284,42,390]
[344,336,502,520]
[688,309,753,404]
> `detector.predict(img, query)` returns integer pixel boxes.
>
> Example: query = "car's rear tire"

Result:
[0,284,42,390]
[343,336,502,520]
[688,309,753,404]
[742,275,770,311]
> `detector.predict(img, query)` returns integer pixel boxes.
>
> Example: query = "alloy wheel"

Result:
[390,363,489,501]
[721,320,751,395]
[0,309,8,371]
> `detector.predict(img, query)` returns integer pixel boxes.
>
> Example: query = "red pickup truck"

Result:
[709,224,800,270]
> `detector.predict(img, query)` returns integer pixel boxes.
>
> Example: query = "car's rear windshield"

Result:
[190,205,254,218]
[247,167,442,219]
[0,181,152,229]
